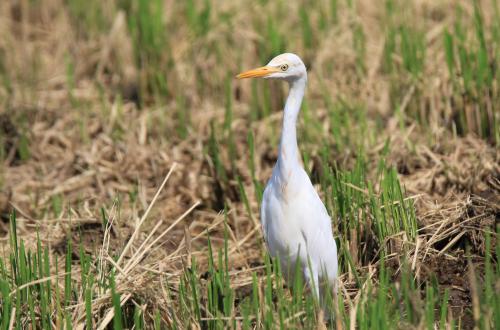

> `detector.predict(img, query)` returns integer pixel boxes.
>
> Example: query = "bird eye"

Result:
[280,64,289,71]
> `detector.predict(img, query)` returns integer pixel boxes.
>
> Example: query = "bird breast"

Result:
[263,167,312,249]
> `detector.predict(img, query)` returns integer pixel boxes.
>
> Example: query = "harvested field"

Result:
[0,0,498,328]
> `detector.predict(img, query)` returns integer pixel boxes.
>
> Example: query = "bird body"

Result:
[237,53,338,305]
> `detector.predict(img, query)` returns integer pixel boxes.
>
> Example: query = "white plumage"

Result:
[237,53,338,307]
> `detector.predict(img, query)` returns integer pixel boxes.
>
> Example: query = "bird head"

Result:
[237,53,307,82]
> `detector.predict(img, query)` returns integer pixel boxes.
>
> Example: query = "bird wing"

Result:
[298,173,338,282]
[260,168,337,283]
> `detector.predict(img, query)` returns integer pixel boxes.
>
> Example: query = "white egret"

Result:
[237,53,338,310]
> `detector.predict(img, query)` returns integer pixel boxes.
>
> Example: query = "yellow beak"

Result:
[236,66,279,79]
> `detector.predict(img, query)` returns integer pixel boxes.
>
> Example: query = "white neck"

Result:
[277,76,306,175]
